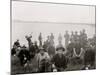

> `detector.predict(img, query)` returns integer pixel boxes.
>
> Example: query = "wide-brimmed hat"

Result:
[56,47,65,51]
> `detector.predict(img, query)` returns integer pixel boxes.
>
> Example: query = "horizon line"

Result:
[12,19,95,26]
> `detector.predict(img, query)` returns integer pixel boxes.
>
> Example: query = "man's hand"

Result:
[52,64,55,68]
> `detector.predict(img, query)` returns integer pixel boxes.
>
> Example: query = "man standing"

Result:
[34,41,39,53]
[70,31,74,43]
[48,34,55,58]
[64,31,70,49]
[56,33,63,48]
[38,32,42,46]
[13,39,20,48]
[45,36,50,48]
[50,33,54,46]
[25,35,32,49]
[81,29,87,49]
[58,33,62,44]
[73,31,79,44]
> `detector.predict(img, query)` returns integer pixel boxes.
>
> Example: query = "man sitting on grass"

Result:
[51,47,68,72]
[37,47,51,72]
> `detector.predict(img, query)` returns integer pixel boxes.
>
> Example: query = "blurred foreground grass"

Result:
[11,55,95,75]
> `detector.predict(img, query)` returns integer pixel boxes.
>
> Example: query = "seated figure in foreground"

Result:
[51,47,68,72]
[36,47,51,72]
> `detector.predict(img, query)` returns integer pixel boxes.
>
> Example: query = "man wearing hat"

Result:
[51,47,68,72]
[37,47,50,72]
[13,39,20,48]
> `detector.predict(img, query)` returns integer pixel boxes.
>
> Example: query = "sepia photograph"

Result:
[11,0,96,75]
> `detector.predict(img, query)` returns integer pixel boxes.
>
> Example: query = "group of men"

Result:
[11,29,96,73]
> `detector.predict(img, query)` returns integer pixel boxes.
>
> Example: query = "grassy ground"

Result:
[11,55,95,75]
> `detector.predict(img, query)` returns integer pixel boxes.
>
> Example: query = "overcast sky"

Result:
[12,1,95,24]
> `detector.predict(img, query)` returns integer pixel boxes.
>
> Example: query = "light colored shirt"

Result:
[37,52,50,62]
[73,48,85,59]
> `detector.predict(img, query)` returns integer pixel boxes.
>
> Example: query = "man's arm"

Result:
[45,53,50,60]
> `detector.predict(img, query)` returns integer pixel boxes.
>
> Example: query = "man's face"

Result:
[17,40,19,42]
[16,47,21,55]
[66,31,68,34]
[57,49,63,55]
[40,50,44,55]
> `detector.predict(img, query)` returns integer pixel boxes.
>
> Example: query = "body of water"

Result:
[12,21,95,47]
